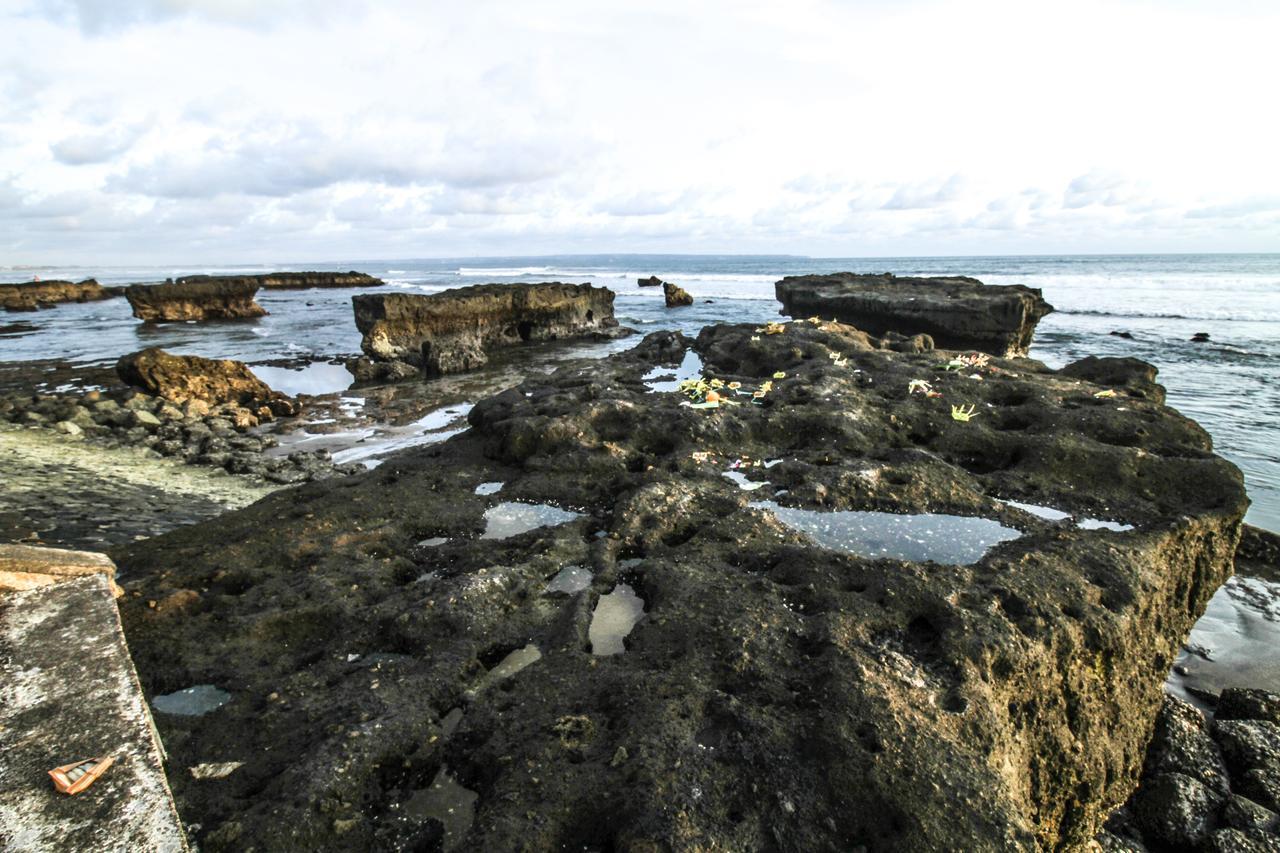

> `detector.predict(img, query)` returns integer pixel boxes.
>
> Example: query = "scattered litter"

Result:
[1093,389,1118,398]
[190,761,244,780]
[49,756,113,795]
[772,371,786,379]
[950,404,979,422]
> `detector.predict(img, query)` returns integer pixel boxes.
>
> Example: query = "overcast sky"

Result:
[1,0,1277,264]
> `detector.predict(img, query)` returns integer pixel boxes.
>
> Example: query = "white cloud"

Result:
[0,0,1278,262]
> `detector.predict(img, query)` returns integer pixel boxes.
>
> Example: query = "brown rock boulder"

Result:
[352,282,623,377]
[115,348,298,419]
[663,280,693,307]
[637,275,664,287]
[775,272,1054,356]
[125,279,267,322]
[175,271,384,290]
[0,279,112,312]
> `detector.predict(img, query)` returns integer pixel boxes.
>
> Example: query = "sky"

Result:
[1,0,1277,264]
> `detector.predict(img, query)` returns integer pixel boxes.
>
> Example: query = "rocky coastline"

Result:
[126,278,268,322]
[1,272,1276,851]
[1,278,117,312]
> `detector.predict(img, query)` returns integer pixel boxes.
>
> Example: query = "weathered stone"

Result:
[0,575,188,851]
[1144,694,1231,796]
[1131,772,1223,849]
[0,543,122,597]
[53,420,83,437]
[1221,689,1280,728]
[1242,769,1280,813]
[352,282,622,376]
[1201,828,1280,852]
[125,279,267,322]
[131,409,163,428]
[1215,720,1280,782]
[663,280,693,307]
[637,275,664,287]
[116,348,299,420]
[346,356,420,384]
[174,271,383,290]
[114,321,1245,851]
[0,278,112,312]
[1222,794,1279,833]
[775,272,1054,356]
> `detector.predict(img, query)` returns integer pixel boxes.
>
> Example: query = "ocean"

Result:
[2,253,1277,531]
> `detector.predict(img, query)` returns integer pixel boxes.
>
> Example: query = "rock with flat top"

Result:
[352,282,622,377]
[775,272,1053,356]
[125,279,266,322]
[175,271,384,290]
[0,279,112,312]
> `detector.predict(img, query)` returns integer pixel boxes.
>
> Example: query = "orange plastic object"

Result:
[49,756,114,795]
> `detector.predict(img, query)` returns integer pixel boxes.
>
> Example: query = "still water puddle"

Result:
[250,361,353,396]
[152,684,231,716]
[589,584,645,655]
[723,470,769,491]
[1000,499,1135,532]
[1167,575,1280,710]
[474,481,504,496]
[752,501,1021,565]
[481,502,582,540]
[403,767,479,852]
[546,565,593,594]
[1078,518,1135,532]
[417,537,449,548]
[643,349,705,393]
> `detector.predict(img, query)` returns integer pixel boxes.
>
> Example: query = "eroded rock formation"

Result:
[352,282,622,377]
[114,319,1245,851]
[663,280,693,307]
[117,347,298,421]
[638,276,664,287]
[776,272,1054,357]
[126,279,267,322]
[0,279,112,312]
[175,271,384,290]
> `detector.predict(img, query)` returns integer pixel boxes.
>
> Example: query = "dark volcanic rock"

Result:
[0,278,112,312]
[1131,771,1223,849]
[175,271,384,290]
[637,275,664,287]
[125,279,267,322]
[113,321,1245,851]
[352,282,622,376]
[663,280,693,307]
[1221,689,1280,728]
[775,272,1054,356]
[117,348,298,420]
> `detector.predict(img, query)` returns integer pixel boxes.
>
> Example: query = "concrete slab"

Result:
[0,574,187,850]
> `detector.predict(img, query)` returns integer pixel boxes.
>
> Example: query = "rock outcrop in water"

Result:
[112,317,1245,851]
[0,278,113,312]
[175,271,385,290]
[351,282,622,377]
[125,279,268,322]
[637,275,664,287]
[775,272,1054,357]
[663,280,693,307]
[117,347,299,421]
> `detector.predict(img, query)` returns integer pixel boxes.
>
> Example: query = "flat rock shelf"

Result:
[112,319,1245,851]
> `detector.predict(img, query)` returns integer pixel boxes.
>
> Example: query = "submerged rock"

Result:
[115,320,1245,851]
[175,271,384,290]
[775,272,1054,356]
[0,278,112,312]
[663,280,693,307]
[117,347,299,420]
[352,282,622,376]
[125,278,267,322]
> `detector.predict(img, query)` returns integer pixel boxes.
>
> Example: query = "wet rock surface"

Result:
[112,318,1246,851]
[117,347,300,421]
[775,272,1054,357]
[352,282,624,376]
[1103,691,1280,850]
[125,278,268,322]
[0,278,114,312]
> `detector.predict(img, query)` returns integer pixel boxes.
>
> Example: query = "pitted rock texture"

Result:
[0,278,112,312]
[117,348,299,420]
[175,271,384,290]
[125,279,267,322]
[352,282,621,376]
[663,280,693,307]
[775,272,1054,357]
[114,320,1245,851]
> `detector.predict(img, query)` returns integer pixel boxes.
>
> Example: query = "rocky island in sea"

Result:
[1,267,1277,851]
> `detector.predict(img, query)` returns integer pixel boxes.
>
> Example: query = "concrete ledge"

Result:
[0,574,187,850]
[0,544,123,598]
